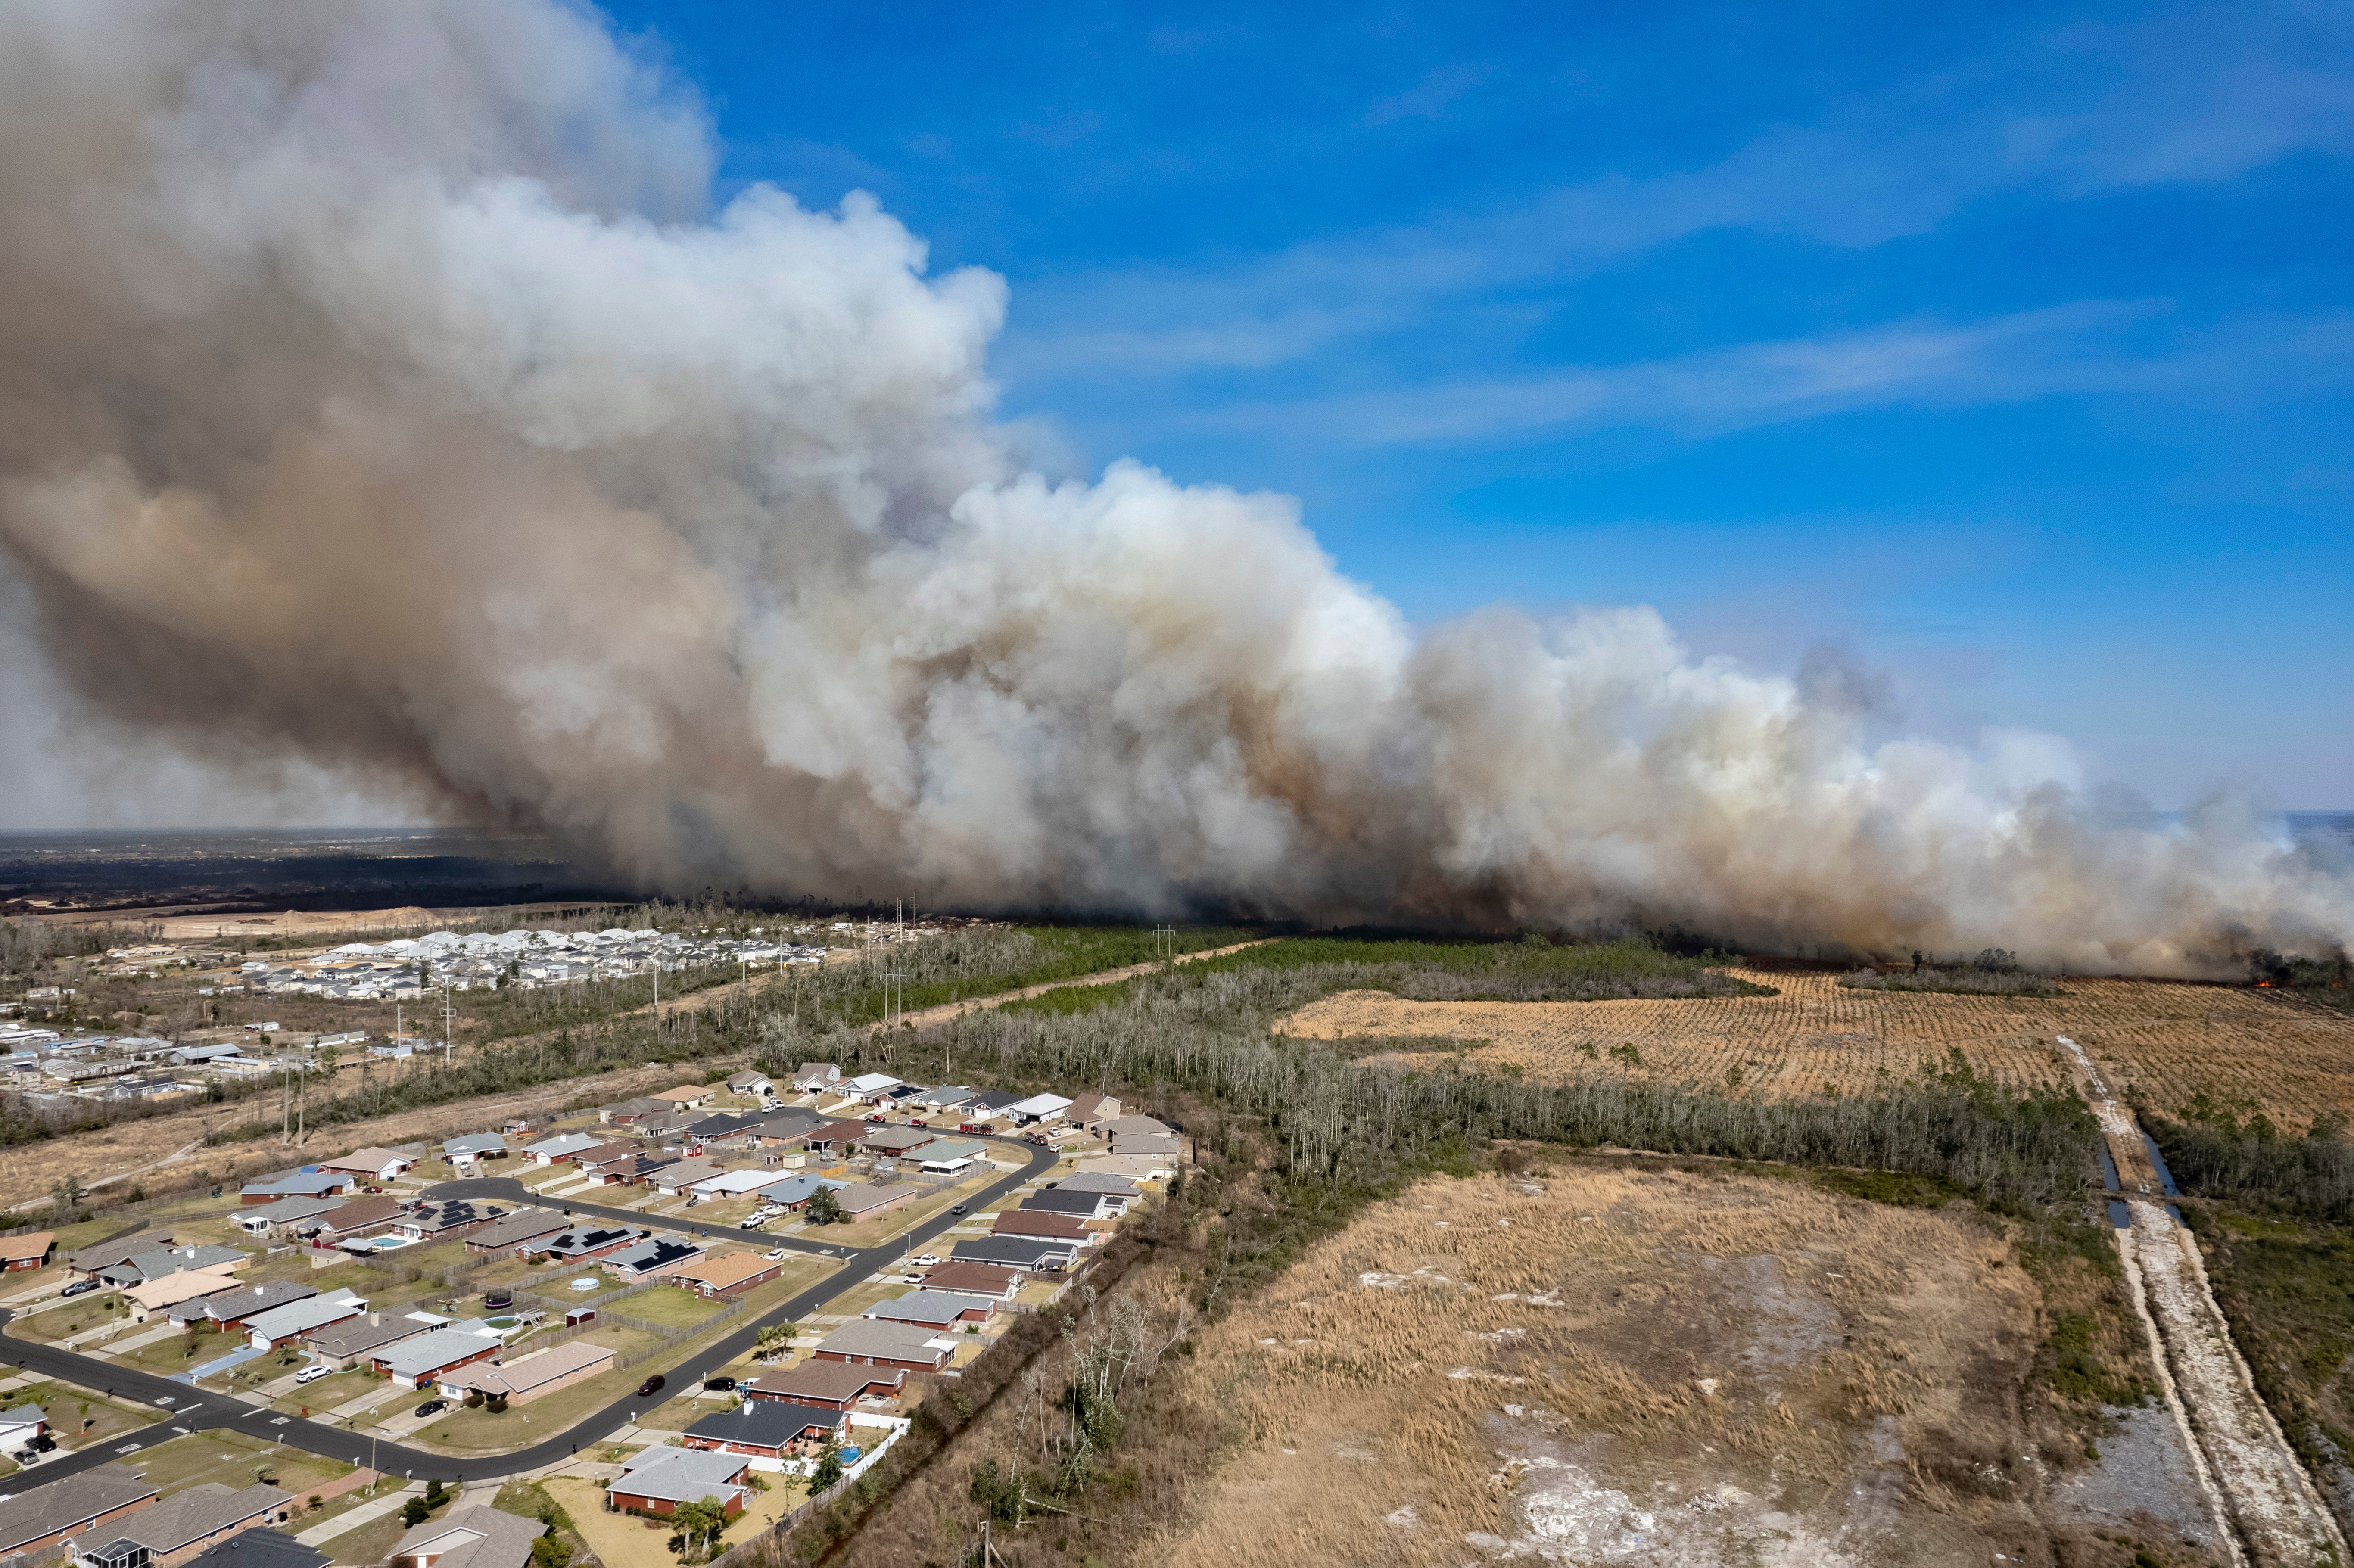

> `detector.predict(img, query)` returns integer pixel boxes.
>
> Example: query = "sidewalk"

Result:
[294,1482,418,1548]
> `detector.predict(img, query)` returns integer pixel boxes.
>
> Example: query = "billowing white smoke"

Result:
[0,0,2343,973]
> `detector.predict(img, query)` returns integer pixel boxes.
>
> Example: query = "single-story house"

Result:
[750,1110,826,1148]
[726,1070,774,1098]
[744,1359,905,1410]
[0,1463,158,1559]
[1022,1188,1125,1220]
[105,1245,247,1288]
[608,1447,749,1518]
[314,1147,413,1182]
[1112,1132,1186,1164]
[392,1200,505,1242]
[384,1505,544,1568]
[841,1072,901,1103]
[462,1208,570,1257]
[442,1134,507,1168]
[0,1231,54,1272]
[654,1250,781,1300]
[1100,1114,1174,1140]
[235,1196,344,1238]
[993,1209,1093,1243]
[376,1322,505,1389]
[800,1119,872,1156]
[522,1132,603,1166]
[686,1169,786,1202]
[581,1135,659,1172]
[109,1481,291,1568]
[651,1158,727,1196]
[0,1403,46,1451]
[864,1289,993,1328]
[605,1236,704,1279]
[310,1195,409,1244]
[1056,1172,1142,1198]
[530,1225,640,1264]
[106,1275,226,1330]
[791,1063,840,1092]
[682,1112,766,1152]
[913,1138,988,1176]
[180,1527,328,1568]
[856,1125,933,1158]
[920,1085,981,1113]
[305,1311,438,1370]
[1077,1153,1175,1182]
[832,1182,919,1219]
[438,1340,614,1405]
[173,1280,318,1330]
[239,1170,356,1205]
[1066,1092,1123,1130]
[575,1143,666,1185]
[244,1289,366,1350]
[595,1097,672,1126]
[1006,1093,1073,1126]
[811,1319,957,1372]
[750,1173,836,1213]
[919,1260,1023,1302]
[652,1085,718,1108]
[951,1236,1080,1272]
[967,1090,1024,1118]
[69,1237,171,1279]
[680,1401,844,1465]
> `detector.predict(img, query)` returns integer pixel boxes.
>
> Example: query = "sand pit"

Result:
[1278,968,2354,1129]
[1143,1165,2211,1567]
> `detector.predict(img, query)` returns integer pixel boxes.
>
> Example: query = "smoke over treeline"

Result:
[0,1,2344,973]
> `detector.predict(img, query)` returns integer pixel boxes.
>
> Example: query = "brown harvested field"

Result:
[1140,1165,2210,1568]
[1279,966,2354,1129]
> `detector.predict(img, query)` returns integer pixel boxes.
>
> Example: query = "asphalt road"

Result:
[0,1134,1059,1485]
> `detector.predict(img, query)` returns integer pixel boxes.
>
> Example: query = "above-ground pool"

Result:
[570,1277,599,1291]
[486,1316,519,1328]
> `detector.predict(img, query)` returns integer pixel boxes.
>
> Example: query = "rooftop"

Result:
[685,1400,842,1448]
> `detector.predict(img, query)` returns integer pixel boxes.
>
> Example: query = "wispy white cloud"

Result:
[999,2,2354,387]
[1184,303,2354,445]
[1364,62,1493,126]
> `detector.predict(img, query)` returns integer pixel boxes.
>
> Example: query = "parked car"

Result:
[738,1216,764,1229]
[907,1117,928,1128]
[912,1254,940,1267]
[864,1113,887,1124]
[765,1248,788,1260]
[637,1374,666,1397]
[413,1399,448,1418]
[60,1279,98,1298]
[703,1376,736,1392]
[295,1364,330,1384]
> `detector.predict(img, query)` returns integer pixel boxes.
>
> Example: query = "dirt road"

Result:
[2064,1035,2346,1565]
[893,939,1275,1032]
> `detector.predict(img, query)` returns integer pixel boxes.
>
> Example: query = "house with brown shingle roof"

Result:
[653,1250,782,1300]
[0,1231,54,1272]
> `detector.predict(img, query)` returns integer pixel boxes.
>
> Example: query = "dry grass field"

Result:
[1280,966,2354,1129]
[1139,1165,2205,1568]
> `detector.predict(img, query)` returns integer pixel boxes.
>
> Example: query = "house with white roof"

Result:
[245,1289,367,1350]
[1006,1093,1074,1126]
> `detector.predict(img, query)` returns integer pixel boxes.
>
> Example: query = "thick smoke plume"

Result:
[0,0,2344,973]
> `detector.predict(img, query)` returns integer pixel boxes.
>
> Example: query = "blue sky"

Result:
[602,0,2353,808]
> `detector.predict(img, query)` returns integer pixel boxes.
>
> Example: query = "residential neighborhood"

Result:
[0,1056,1182,1568]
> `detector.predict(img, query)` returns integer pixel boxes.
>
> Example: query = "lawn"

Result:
[132,1430,353,1497]
[304,1490,416,1568]
[10,1379,163,1446]
[603,1288,725,1331]
[269,1366,383,1416]
[9,1290,133,1344]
